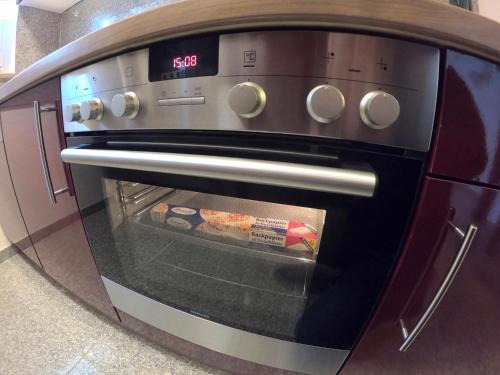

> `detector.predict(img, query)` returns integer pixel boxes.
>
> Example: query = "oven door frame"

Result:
[63,134,423,375]
[102,277,348,375]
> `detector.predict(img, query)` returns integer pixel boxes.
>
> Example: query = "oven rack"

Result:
[120,217,316,299]
[131,208,317,265]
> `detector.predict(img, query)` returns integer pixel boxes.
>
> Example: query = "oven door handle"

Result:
[60,147,377,197]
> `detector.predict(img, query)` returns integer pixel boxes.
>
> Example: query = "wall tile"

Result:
[60,0,180,46]
[15,6,61,73]
[10,1,178,82]
[12,0,484,79]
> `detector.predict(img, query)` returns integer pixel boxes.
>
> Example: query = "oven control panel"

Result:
[61,30,439,152]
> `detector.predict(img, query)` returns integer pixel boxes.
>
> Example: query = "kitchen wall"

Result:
[59,0,179,46]
[438,0,479,11]
[478,0,500,23]
[15,5,60,73]
[11,0,500,78]
[13,0,178,75]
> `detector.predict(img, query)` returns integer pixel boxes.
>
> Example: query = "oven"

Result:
[60,31,439,374]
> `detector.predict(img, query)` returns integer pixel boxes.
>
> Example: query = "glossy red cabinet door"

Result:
[429,50,500,188]
[0,139,40,267]
[342,177,500,374]
[0,79,117,321]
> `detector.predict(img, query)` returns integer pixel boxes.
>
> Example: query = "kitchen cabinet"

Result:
[429,50,500,188]
[341,177,500,374]
[0,137,40,267]
[0,78,117,321]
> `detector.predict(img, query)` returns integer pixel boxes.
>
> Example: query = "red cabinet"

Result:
[0,78,117,320]
[0,139,40,266]
[429,50,500,188]
[341,177,500,374]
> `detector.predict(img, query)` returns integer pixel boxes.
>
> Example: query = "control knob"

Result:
[111,91,140,119]
[228,82,266,118]
[306,85,345,124]
[360,91,400,129]
[80,98,104,121]
[64,103,82,122]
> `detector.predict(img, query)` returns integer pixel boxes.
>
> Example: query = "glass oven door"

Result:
[105,181,325,335]
[63,135,423,374]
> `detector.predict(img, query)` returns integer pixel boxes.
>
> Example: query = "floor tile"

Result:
[0,254,226,375]
[0,245,17,263]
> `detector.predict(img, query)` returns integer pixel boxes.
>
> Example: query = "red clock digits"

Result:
[173,55,198,69]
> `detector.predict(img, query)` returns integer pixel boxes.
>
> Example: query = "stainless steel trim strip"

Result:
[399,223,478,352]
[158,96,205,106]
[102,276,349,375]
[34,101,57,205]
[61,148,377,197]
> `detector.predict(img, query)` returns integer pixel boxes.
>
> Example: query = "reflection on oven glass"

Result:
[98,179,327,340]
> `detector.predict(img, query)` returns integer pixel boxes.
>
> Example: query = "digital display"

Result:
[173,55,198,69]
[149,35,219,81]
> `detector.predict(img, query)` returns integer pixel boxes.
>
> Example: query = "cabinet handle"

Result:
[34,100,70,205]
[399,222,478,352]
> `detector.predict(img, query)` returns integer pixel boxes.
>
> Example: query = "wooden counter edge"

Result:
[1,0,499,104]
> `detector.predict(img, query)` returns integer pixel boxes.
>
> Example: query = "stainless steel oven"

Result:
[61,31,439,374]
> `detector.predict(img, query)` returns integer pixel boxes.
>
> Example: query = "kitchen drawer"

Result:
[341,177,500,374]
[0,140,40,266]
[429,50,500,188]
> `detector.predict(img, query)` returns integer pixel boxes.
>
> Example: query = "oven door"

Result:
[62,135,422,374]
